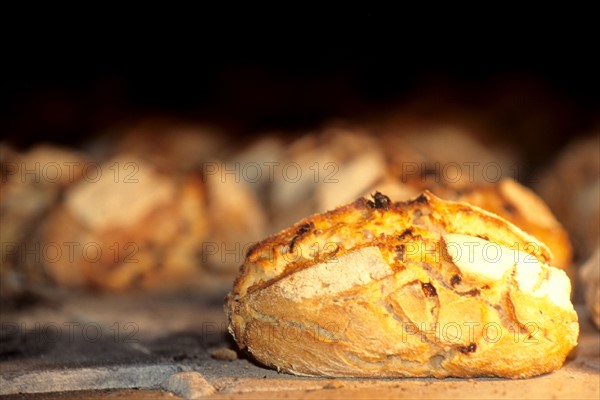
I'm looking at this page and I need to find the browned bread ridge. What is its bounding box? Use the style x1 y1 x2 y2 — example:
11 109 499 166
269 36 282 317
456 178 572 272
226 192 578 378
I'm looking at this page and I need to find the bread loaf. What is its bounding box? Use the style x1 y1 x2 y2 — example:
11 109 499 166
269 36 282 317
535 133 599 261
1 144 88 295
226 192 578 378
580 248 600 329
36 155 210 291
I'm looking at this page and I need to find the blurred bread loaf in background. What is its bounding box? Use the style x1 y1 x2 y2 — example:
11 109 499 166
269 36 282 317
1 143 89 295
580 248 600 329
535 133 600 261
33 155 210 291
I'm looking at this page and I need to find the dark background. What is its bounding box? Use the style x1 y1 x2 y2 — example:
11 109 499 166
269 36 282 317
3 11 599 167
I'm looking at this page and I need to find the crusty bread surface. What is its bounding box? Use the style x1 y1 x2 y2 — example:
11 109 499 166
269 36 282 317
226 192 578 378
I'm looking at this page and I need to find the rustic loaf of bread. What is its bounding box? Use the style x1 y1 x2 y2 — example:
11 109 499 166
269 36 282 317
580 247 600 329
36 155 211 291
1 144 89 296
226 192 578 378
535 133 599 261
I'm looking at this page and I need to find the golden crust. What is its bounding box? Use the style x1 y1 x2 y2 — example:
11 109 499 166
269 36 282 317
457 178 572 271
362 177 572 274
226 192 578 378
